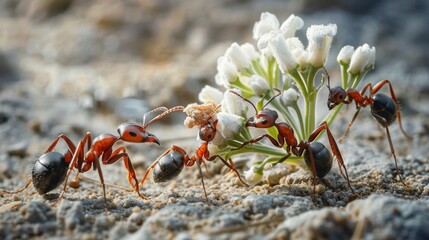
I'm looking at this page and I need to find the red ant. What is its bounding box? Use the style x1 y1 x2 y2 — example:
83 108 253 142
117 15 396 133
326 70 412 185
0 106 184 207
139 103 248 202
229 90 356 196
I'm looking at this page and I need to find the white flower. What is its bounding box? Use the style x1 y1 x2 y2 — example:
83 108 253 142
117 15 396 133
286 37 308 68
216 56 239 88
240 43 260 62
217 112 244 139
253 12 280 40
281 88 300 106
366 46 376 70
245 165 263 186
198 85 224 104
337 45 355 65
256 31 276 57
306 24 337 67
268 33 299 73
249 75 269 96
348 44 376 75
225 42 252 72
221 89 246 116
280 14 304 38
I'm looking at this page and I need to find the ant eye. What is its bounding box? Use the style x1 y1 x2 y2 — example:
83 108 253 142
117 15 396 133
129 131 137 137
261 119 268 125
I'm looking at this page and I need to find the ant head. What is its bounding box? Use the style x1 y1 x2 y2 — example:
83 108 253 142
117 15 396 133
247 109 278 128
324 67 347 109
327 86 347 110
117 123 160 145
199 119 218 142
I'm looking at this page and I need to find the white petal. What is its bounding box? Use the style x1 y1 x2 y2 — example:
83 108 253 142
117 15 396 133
198 85 224 104
281 88 300 106
280 14 304 38
306 24 337 67
337 45 355 65
225 42 252 71
240 43 260 61
221 88 246 116
217 112 245 139
268 34 298 73
253 12 280 40
348 43 372 75
249 75 269 96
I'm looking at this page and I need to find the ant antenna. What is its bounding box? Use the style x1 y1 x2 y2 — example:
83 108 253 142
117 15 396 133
323 67 332 92
228 90 258 115
143 107 168 128
143 106 185 128
262 88 281 109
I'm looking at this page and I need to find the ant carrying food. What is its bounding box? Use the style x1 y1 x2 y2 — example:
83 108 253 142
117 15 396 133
139 103 248 202
229 90 356 197
326 69 412 185
0 106 184 207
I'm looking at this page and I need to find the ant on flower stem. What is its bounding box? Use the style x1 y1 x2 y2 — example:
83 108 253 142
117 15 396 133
139 103 248 202
229 90 356 197
326 69 412 185
0 106 184 208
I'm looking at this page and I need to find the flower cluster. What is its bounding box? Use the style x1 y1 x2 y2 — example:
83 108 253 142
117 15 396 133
187 12 376 185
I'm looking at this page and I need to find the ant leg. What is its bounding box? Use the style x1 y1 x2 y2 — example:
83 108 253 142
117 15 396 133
201 160 213 178
272 152 291 166
52 141 86 207
380 121 407 186
46 134 77 153
0 179 32 194
196 160 209 203
103 146 146 200
93 158 108 209
207 155 249 187
373 80 412 139
233 134 281 151
310 122 356 195
340 107 361 143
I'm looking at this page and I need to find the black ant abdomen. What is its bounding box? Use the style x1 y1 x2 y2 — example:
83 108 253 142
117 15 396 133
32 152 69 195
153 151 185 183
304 142 333 178
371 93 397 126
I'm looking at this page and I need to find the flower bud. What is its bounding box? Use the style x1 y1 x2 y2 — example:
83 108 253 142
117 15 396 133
281 88 300 106
348 44 375 75
280 14 304 38
268 34 299 73
217 112 245 139
240 43 260 62
225 42 252 72
249 75 269 96
306 24 337 67
198 85 224 104
253 12 280 40
286 37 308 68
245 165 263 186
337 45 355 65
221 89 246 116
216 56 238 88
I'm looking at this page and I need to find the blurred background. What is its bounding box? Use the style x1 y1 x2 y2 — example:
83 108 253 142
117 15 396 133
0 0 428 177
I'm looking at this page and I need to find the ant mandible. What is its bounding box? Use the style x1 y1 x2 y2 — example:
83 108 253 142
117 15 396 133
1 106 184 207
326 69 412 185
229 90 356 196
139 103 248 202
